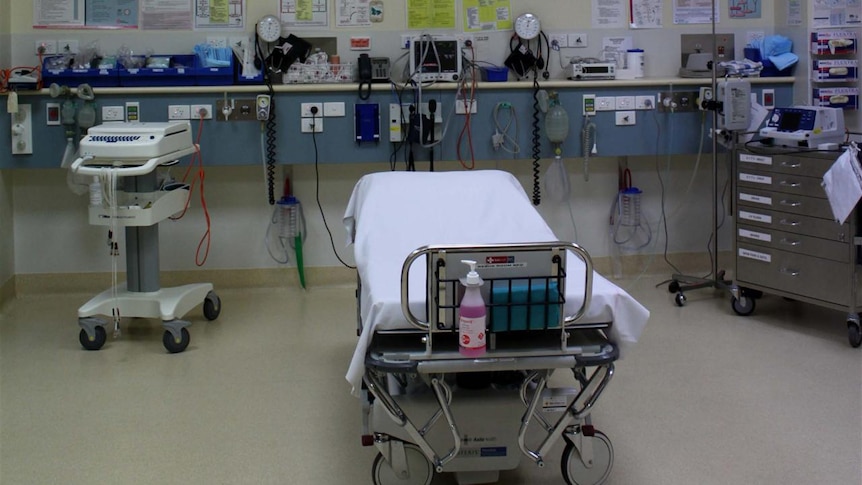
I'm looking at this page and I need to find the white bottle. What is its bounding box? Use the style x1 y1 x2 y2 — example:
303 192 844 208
458 260 486 357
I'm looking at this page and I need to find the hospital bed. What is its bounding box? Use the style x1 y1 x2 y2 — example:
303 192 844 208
344 170 649 485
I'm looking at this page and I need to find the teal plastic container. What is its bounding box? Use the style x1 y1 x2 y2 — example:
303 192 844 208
490 281 560 331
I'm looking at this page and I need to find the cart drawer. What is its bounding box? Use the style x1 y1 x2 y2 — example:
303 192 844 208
737 224 850 263
737 169 826 199
738 152 833 178
737 207 851 243
736 244 851 304
737 187 834 220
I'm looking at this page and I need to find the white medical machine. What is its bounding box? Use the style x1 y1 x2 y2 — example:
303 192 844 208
409 36 464 82
759 106 846 148
345 171 649 485
71 121 221 353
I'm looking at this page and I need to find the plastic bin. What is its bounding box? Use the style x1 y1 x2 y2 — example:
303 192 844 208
481 66 509 82
195 54 234 86
118 55 196 87
42 56 119 88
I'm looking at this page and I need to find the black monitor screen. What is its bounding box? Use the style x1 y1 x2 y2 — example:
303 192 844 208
778 111 802 131
414 40 459 73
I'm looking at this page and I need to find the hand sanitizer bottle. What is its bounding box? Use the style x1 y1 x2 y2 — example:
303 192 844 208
458 260 486 357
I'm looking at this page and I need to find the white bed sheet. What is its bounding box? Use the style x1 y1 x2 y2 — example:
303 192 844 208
344 170 649 393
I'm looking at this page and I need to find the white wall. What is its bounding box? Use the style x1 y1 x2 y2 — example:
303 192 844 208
1 0 13 288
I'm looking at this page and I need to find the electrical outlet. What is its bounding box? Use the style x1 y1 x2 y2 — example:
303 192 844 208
35 40 57 55
635 95 655 110
615 110 636 126
11 105 33 155
191 104 212 119
301 102 324 118
583 94 596 116
615 96 635 110
102 106 124 122
229 37 248 49
323 102 346 117
455 99 477 114
568 33 588 48
549 34 568 51
401 34 411 49
46 102 61 126
168 105 191 120
762 88 775 108
596 96 615 111
301 118 323 133
389 103 403 142
58 40 79 54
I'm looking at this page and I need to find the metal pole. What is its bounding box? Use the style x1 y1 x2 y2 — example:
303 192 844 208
711 0 719 280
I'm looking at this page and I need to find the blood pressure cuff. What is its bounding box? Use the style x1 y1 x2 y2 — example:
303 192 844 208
505 43 538 78
267 34 312 72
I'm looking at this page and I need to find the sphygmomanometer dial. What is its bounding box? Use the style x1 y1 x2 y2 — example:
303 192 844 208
257 15 282 43
514 13 541 40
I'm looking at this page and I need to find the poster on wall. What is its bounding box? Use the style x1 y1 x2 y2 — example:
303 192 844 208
281 0 330 28
85 0 139 28
728 0 761 19
140 0 193 29
812 0 862 28
195 0 245 29
462 0 512 33
593 0 626 28
788 0 803 26
630 0 663 29
337 0 372 27
673 0 720 24
34 0 86 27
406 0 456 30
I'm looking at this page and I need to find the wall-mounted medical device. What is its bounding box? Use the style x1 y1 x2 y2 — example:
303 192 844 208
679 33 735 78
716 79 751 131
409 36 463 82
570 62 616 80
80 121 193 159
759 106 846 148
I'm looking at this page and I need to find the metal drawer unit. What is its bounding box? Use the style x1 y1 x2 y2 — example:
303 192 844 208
734 149 862 348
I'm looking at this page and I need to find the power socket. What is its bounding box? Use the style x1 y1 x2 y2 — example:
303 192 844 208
455 99 477 114
596 96 615 111
301 118 323 133
698 87 714 111
11 105 33 155
615 110 636 126
191 104 213 120
102 105 125 122
168 105 191 120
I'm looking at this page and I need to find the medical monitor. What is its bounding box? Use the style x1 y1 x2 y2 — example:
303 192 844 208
409 36 463 82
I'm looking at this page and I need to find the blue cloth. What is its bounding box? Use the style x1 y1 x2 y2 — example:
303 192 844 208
762 35 793 56
767 52 798 71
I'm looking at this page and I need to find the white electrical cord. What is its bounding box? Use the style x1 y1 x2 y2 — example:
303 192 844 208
98 167 121 338
492 102 520 154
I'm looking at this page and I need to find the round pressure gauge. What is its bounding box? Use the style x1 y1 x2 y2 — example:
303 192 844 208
514 13 541 40
256 15 282 43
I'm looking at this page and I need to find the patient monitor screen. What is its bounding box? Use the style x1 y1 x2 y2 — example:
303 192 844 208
413 39 459 74
777 111 802 131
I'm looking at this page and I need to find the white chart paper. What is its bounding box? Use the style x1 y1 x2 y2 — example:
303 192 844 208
631 0 663 29
141 0 193 30
673 0 719 24
812 0 862 28
195 0 244 29
592 0 625 28
337 0 371 27
281 0 330 28
34 0 85 26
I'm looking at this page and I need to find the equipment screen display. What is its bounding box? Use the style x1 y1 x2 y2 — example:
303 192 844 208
413 40 459 73
777 111 802 131
583 66 609 73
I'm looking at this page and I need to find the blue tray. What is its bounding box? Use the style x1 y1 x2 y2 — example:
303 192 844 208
118 55 196 87
42 56 119 88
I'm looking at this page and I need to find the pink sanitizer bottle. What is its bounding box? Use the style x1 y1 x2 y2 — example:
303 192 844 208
458 260 486 357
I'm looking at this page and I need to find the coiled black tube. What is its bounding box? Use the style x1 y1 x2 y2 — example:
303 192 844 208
266 98 277 205
531 75 541 206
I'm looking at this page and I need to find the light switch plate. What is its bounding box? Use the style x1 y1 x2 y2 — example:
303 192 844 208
323 102 346 117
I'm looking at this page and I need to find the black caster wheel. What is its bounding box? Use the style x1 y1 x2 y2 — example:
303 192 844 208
561 430 614 485
731 295 756 316
163 328 190 353
203 291 221 321
79 326 107 351
371 443 433 485
848 321 862 348
668 281 680 294
674 293 686 307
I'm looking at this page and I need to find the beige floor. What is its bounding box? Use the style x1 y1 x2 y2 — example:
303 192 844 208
1 276 860 485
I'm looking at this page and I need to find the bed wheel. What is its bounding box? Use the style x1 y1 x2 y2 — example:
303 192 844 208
371 443 434 485
674 293 686 307
561 430 613 485
731 295 756 316
163 328 190 353
79 326 107 351
848 321 862 348
668 281 680 294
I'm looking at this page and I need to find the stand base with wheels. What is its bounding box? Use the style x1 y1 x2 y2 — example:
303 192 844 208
668 270 732 307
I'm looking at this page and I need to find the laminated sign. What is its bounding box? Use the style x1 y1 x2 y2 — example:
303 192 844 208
822 142 862 224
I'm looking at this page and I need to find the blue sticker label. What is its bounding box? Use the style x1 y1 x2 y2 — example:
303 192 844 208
480 447 507 457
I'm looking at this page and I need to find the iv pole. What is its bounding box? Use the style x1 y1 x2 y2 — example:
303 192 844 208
668 0 731 305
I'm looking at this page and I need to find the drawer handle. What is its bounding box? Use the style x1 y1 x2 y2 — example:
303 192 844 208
779 219 801 227
779 238 801 247
779 180 801 188
779 267 800 277
780 199 802 207
780 161 802 169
